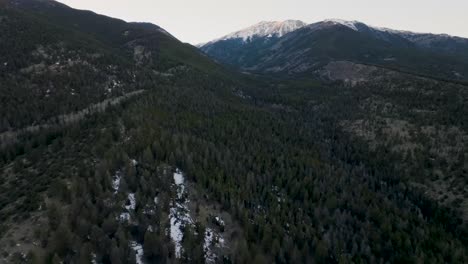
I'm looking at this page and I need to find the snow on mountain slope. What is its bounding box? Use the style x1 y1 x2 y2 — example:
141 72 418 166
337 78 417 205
324 19 361 31
204 20 307 45
201 18 468 51
322 19 468 48
199 18 468 80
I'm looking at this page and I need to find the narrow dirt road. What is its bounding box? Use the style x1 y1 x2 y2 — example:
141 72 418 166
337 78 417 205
0 90 145 147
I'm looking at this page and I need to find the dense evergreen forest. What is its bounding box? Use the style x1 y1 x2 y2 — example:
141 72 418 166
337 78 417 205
2 66 468 263
1 0 468 263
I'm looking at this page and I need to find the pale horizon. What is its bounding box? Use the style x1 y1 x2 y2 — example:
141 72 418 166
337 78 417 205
56 0 468 45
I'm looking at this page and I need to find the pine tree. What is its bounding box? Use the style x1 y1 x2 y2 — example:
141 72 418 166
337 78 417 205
110 239 123 264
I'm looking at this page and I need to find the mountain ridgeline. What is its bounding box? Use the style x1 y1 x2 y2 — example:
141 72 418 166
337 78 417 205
200 19 468 81
1 1 468 264
0 0 227 133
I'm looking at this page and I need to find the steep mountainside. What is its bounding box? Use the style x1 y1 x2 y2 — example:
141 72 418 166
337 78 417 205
327 19 468 59
198 20 306 69
200 20 307 44
200 20 468 81
0 0 224 134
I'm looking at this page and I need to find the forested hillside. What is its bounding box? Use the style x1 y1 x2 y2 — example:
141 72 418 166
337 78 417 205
0 0 223 133
1 0 468 263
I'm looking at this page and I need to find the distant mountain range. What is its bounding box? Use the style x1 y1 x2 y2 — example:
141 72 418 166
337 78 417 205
200 19 468 80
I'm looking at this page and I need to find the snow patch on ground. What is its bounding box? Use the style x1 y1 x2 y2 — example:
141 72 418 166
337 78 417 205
204 228 225 263
119 212 130 223
169 208 185 258
112 171 121 194
112 170 134 223
204 229 214 263
169 169 194 258
218 236 225 247
118 193 136 223
130 241 144 264
173 169 185 196
125 193 136 211
168 168 226 262
215 216 225 227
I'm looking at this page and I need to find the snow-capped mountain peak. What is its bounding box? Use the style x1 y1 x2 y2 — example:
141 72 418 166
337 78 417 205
212 20 307 43
200 18 468 60
323 19 362 31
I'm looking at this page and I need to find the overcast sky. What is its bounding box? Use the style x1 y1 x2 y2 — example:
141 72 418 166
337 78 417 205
57 0 468 44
